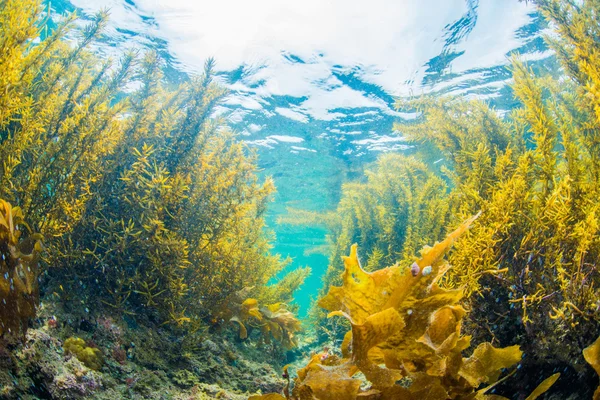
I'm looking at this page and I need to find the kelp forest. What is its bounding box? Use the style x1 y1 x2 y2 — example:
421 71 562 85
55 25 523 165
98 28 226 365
1 0 600 399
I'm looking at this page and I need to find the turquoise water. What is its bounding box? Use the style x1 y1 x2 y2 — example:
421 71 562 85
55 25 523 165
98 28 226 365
46 0 551 316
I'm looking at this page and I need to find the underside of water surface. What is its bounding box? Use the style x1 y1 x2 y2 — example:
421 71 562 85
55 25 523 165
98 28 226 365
1 0 600 399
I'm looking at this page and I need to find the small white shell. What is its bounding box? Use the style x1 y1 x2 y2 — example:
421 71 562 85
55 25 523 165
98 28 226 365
410 262 420 277
422 265 433 276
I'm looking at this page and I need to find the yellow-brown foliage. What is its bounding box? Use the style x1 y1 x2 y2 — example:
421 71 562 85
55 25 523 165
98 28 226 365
0 2 121 240
0 199 43 339
249 395 286 400
281 155 452 341
259 265 312 307
228 297 301 349
257 217 557 399
396 81 599 359
584 336 600 400
284 155 451 276
63 337 104 370
389 0 600 365
259 303 302 349
0 0 306 331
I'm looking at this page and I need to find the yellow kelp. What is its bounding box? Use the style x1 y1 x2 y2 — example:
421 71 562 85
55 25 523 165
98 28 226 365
256 216 557 399
306 214 518 398
280 155 452 342
584 336 600 400
391 0 600 367
0 199 43 340
0 0 307 329
229 297 301 349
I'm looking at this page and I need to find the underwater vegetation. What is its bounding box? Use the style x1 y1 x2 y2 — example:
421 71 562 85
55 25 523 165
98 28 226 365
275 0 600 396
254 218 559 399
0 0 307 345
4 0 600 397
280 155 452 342
393 0 600 369
230 300 301 349
213 289 302 349
0 199 43 339
584 336 600 400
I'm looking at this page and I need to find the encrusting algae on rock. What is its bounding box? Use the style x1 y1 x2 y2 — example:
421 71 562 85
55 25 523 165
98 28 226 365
63 337 104 371
254 214 558 399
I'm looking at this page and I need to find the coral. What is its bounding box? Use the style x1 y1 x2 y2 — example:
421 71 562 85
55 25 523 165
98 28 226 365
0 199 43 340
64 337 104 371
